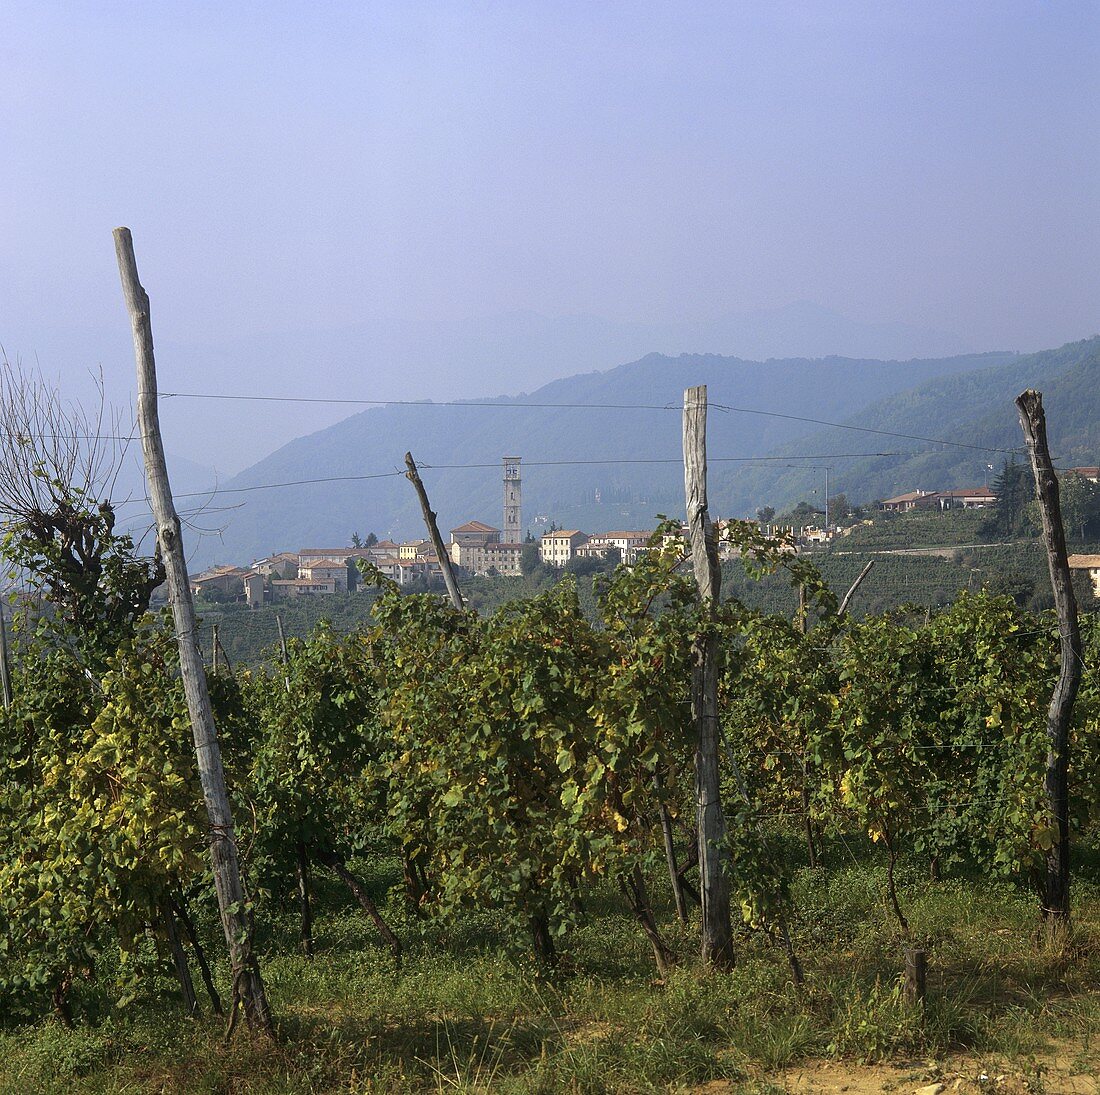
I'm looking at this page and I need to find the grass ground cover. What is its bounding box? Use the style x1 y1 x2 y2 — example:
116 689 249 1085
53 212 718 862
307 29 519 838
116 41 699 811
2 840 1096 1094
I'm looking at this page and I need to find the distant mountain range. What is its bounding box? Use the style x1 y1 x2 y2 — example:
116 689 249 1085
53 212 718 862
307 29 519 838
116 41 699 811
12 301 972 476
168 336 1100 569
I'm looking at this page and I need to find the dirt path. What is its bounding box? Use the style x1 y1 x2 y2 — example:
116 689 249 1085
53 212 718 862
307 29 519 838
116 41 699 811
696 1047 1098 1094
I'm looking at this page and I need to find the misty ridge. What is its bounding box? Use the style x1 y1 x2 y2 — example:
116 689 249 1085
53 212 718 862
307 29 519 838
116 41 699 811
164 335 1100 570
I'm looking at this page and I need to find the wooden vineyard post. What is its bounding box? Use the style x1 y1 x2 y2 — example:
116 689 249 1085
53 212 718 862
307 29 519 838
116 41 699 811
113 227 274 1037
903 947 927 1006
838 559 875 617
215 630 232 675
275 614 291 692
1016 388 1082 925
0 599 12 711
683 384 735 969
404 451 465 611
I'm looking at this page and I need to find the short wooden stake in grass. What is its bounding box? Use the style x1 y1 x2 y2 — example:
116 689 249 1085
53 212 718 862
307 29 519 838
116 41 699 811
904 947 927 1005
683 384 735 970
114 226 274 1038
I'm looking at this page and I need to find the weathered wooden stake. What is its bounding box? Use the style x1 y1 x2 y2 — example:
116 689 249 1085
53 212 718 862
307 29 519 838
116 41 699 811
404 452 465 611
211 623 220 673
1016 388 1082 924
903 947 927 1005
216 631 233 675
0 599 12 710
114 227 273 1037
683 384 735 970
838 559 875 617
275 614 291 692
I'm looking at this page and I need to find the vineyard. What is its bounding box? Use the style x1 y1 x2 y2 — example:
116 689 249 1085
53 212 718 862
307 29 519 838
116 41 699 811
1 249 1098 1089
191 540 1086 670
2 504 1099 1090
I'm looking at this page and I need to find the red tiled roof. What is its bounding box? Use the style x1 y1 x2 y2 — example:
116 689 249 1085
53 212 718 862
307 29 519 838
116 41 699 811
192 566 251 582
451 520 500 533
881 491 930 505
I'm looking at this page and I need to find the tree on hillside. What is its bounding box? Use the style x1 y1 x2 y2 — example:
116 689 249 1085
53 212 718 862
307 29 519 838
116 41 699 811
779 501 823 527
566 547 621 578
520 542 543 577
828 493 851 522
982 460 1035 541
1056 475 1100 542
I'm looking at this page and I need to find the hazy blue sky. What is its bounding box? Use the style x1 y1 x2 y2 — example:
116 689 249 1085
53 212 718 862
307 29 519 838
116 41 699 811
2 2 1098 470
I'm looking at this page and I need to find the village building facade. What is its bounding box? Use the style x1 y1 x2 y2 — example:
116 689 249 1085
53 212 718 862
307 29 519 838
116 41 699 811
1069 554 1100 596
298 559 351 593
189 565 254 599
540 530 588 568
574 531 651 565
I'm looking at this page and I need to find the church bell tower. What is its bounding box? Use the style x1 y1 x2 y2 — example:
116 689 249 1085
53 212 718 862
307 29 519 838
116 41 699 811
503 456 521 543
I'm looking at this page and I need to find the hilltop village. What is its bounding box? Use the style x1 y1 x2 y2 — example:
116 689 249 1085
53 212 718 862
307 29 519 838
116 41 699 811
181 455 1073 607
188 455 781 605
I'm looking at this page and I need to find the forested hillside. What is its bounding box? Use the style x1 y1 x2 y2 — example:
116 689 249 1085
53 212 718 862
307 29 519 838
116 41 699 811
739 337 1100 511
180 350 1009 566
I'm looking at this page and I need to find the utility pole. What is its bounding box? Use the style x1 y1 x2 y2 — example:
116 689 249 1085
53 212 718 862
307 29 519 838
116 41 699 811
114 227 274 1036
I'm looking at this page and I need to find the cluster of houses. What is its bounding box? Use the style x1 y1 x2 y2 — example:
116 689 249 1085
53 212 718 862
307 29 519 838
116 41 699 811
878 487 997 512
188 539 447 605
880 470 1100 515
188 522 682 605
187 465 1100 606
188 514 824 607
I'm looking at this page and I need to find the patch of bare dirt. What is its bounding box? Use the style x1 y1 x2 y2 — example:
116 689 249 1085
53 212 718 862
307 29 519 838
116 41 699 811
697 1046 1098 1095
